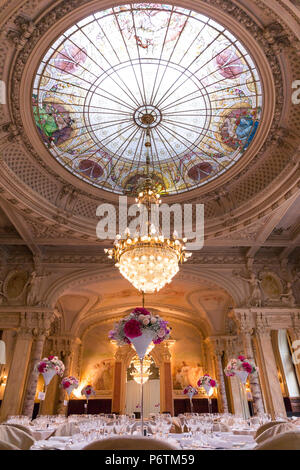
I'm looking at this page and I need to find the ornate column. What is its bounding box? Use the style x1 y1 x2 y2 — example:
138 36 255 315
288 313 300 387
0 327 33 422
22 333 46 416
207 337 228 413
112 346 129 414
55 336 76 414
235 313 265 415
242 330 265 414
22 312 54 417
223 336 239 414
255 324 286 419
157 342 173 415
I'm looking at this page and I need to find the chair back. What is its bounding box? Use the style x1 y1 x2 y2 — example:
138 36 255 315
255 431 300 450
4 423 35 438
255 422 296 444
0 425 35 450
0 439 20 450
255 420 287 439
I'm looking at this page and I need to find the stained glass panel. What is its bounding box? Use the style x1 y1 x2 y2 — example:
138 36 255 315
33 3 263 194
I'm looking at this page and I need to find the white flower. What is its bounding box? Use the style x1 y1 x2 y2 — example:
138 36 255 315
143 317 150 325
150 317 156 324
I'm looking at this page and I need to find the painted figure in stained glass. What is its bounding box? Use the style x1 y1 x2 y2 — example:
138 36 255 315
215 48 244 79
32 95 75 146
117 7 186 51
54 42 87 74
220 106 260 151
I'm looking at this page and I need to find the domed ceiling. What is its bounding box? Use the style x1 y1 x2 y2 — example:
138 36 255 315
32 3 262 195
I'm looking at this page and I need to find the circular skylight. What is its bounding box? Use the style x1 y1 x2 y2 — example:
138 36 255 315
33 3 262 195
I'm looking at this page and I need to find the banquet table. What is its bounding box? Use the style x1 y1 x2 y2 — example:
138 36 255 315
30 432 256 450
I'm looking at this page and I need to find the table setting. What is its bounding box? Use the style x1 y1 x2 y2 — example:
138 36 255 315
25 412 263 450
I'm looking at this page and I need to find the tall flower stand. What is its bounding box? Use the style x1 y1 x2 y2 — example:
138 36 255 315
84 399 88 414
37 369 57 417
131 330 154 436
235 371 250 420
64 398 69 417
203 385 213 414
189 394 194 413
37 385 47 417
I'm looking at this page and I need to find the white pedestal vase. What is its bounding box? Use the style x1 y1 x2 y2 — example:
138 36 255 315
202 385 213 413
188 393 194 413
130 330 155 360
37 369 57 417
42 369 57 386
130 330 155 435
84 398 89 414
235 371 249 384
235 371 250 420
63 386 76 416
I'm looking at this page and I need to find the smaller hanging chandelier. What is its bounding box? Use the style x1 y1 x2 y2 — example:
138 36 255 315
131 354 152 385
105 128 192 293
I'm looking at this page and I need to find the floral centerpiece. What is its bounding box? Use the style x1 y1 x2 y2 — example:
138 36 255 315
197 374 217 395
36 355 65 386
109 307 170 435
108 307 171 359
61 376 79 397
183 385 198 413
183 385 198 398
81 384 96 400
224 355 257 384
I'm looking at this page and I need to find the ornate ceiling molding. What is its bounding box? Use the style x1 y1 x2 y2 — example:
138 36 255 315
0 0 299 241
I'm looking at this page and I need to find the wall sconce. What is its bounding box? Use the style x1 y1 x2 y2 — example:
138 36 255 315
0 375 7 387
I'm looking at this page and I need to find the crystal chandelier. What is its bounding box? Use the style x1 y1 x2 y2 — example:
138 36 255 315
105 128 192 293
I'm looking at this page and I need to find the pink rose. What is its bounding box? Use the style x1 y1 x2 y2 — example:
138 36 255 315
242 362 252 374
204 374 209 377
133 307 150 316
124 319 142 339
150 317 156 324
38 363 47 373
48 356 54 360
197 379 201 387
238 355 246 361
143 317 150 325
210 379 216 387
64 381 71 388
86 389 91 395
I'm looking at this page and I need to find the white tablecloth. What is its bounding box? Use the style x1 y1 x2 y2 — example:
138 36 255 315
30 432 256 450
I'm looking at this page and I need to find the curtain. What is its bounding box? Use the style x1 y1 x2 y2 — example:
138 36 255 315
125 379 160 416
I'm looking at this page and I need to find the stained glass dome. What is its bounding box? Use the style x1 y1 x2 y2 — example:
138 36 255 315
33 3 263 195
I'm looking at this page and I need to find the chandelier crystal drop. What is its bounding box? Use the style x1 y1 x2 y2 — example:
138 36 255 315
105 129 192 293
